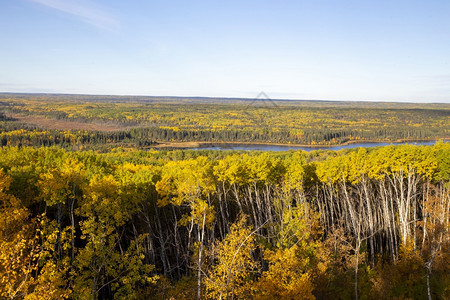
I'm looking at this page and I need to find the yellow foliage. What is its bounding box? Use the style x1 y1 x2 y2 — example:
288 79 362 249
255 246 315 300
204 215 258 299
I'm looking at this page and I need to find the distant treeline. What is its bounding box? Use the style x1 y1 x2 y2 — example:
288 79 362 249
0 119 445 151
0 95 448 146
0 126 156 150
129 125 444 144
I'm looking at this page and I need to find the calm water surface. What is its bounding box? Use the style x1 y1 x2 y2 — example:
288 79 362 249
191 140 447 152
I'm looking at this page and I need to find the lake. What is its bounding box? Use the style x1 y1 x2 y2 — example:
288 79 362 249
190 140 447 152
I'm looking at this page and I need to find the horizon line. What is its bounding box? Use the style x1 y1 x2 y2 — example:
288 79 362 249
0 91 449 105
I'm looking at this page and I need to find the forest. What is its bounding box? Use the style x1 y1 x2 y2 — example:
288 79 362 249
0 143 449 299
0 93 448 149
3 0 450 298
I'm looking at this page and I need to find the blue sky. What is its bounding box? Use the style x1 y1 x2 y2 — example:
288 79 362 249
1 0 449 102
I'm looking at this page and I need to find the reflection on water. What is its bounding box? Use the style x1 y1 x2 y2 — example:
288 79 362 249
191 140 447 152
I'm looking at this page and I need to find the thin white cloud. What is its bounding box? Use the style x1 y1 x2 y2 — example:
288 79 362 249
29 0 119 30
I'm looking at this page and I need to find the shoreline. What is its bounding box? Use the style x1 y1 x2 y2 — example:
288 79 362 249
151 138 449 149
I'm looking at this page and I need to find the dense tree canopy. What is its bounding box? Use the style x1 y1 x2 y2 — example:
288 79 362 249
0 143 448 299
